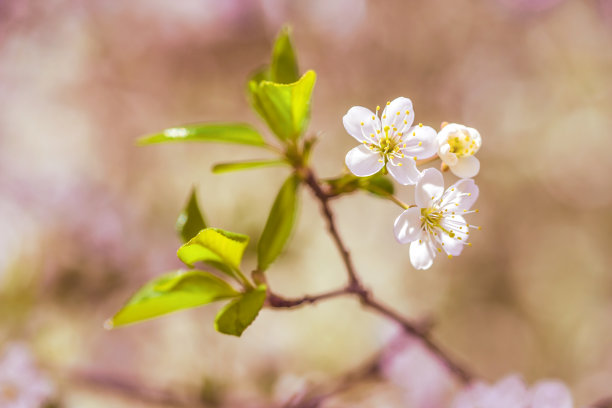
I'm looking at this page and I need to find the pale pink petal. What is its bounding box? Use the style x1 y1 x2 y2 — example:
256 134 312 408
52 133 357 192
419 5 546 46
529 381 573 408
386 157 420 185
394 207 422 244
381 97 414 131
450 156 480 178
440 178 479 211
415 168 445 208
345 145 383 176
409 231 436 270
467 127 482 153
439 215 468 256
436 123 463 145
402 125 438 159
343 106 380 143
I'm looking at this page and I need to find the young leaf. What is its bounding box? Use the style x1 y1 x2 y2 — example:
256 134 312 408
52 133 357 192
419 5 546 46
324 173 394 198
215 285 267 336
249 70 316 142
212 159 287 174
177 228 249 277
107 270 240 328
257 175 299 271
138 123 266 147
270 26 299 84
360 174 394 197
176 188 207 242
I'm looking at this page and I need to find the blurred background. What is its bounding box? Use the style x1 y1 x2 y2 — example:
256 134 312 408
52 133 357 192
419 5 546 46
1 0 612 406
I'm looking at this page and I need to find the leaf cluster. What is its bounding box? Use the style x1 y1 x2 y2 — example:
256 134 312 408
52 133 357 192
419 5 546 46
109 26 394 337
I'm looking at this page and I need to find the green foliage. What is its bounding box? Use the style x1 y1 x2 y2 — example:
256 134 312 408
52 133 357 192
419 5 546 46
176 188 207 242
270 26 300 84
215 285 267 336
138 123 267 147
257 175 300 271
360 174 395 197
107 270 240 328
324 173 395 197
177 228 249 280
212 159 287 174
248 71 317 142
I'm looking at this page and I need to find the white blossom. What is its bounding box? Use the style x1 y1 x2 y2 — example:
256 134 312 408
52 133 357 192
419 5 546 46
437 123 482 178
343 97 437 185
451 374 573 408
394 168 479 270
0 343 54 408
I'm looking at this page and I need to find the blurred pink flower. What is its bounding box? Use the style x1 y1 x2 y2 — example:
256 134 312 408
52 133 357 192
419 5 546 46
496 0 565 13
0 343 54 407
451 374 573 408
381 334 455 408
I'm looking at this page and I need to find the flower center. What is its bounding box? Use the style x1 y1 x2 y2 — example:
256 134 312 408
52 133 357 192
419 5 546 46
421 207 455 237
371 125 405 165
447 130 477 158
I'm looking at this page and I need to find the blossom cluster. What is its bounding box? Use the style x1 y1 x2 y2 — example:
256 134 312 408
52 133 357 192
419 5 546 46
0 343 54 408
343 97 482 270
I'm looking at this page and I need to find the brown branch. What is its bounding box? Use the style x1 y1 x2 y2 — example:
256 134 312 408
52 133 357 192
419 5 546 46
302 168 363 290
289 352 382 408
288 165 474 385
267 287 350 308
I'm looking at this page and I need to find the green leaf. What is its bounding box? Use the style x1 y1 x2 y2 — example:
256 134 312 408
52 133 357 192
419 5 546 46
177 228 250 277
107 270 240 328
176 188 207 242
270 26 299 84
138 123 266 147
249 70 316 141
360 174 394 197
215 285 267 336
257 175 299 271
324 173 394 198
212 159 287 174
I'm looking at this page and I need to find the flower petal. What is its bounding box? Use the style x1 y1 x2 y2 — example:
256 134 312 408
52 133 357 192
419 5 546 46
394 207 422 244
440 178 479 211
345 145 383 177
402 125 438 159
438 143 459 166
440 215 468 256
409 231 436 270
449 155 480 178
415 168 445 208
436 123 462 145
529 381 573 408
467 126 482 153
386 158 421 185
343 106 380 143
381 97 414 131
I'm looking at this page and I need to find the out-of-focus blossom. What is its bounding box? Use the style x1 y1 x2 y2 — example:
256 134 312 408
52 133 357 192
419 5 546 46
381 334 455 408
343 97 437 185
394 168 479 270
496 0 565 13
451 374 573 408
260 0 367 39
272 373 310 406
436 123 481 178
0 343 54 407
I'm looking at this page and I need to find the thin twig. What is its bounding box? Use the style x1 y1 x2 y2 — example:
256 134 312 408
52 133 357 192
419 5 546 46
302 168 363 290
292 165 474 385
267 287 349 308
289 353 382 408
